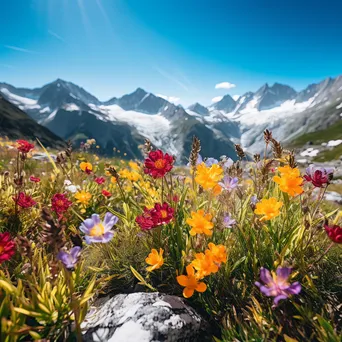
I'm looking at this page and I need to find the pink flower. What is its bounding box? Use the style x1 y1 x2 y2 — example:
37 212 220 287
95 177 106 185
29 176 41 183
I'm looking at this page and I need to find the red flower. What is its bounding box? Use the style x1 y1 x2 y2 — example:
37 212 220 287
0 232 15 264
136 209 156 231
29 176 41 183
136 202 174 230
324 224 342 244
152 202 174 225
144 150 174 178
85 167 92 175
13 192 36 208
102 189 112 197
304 165 334 188
16 140 34 153
167 194 179 203
51 193 72 214
95 177 106 185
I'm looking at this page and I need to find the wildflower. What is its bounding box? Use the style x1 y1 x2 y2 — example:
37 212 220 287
254 198 283 221
144 149 174 178
223 214 236 228
16 140 34 153
207 243 227 265
250 194 258 205
51 193 72 214
111 176 117 184
176 265 207 298
218 175 239 192
74 190 92 205
80 162 93 174
136 209 156 230
213 184 222 196
79 212 118 244
119 169 142 182
191 252 218 278
102 189 112 198
152 202 174 225
186 210 214 236
13 192 36 208
145 248 164 272
205 157 219 167
0 232 16 264
57 246 81 271
136 202 174 230
223 158 234 169
29 176 40 183
195 163 223 190
324 224 342 244
129 161 140 171
95 177 106 185
255 267 301 307
304 164 334 188
273 166 303 196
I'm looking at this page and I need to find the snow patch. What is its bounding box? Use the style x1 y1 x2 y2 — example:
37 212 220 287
327 139 342 147
300 148 320 157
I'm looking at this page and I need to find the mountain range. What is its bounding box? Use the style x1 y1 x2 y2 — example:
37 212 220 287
1 76 342 162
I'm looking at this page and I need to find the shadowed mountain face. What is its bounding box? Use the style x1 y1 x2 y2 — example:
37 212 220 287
0 93 65 148
1 75 342 161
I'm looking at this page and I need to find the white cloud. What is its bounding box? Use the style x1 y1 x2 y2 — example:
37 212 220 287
156 94 180 103
4 45 37 54
215 82 236 90
211 96 223 103
232 95 240 101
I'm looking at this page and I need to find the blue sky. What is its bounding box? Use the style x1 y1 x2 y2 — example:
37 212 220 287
1 0 342 106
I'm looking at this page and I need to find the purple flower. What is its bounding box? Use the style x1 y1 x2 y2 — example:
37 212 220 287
187 154 203 167
223 158 234 169
79 213 118 244
57 246 81 270
219 175 239 191
304 164 334 188
223 214 236 228
205 158 219 167
255 267 301 307
250 194 258 205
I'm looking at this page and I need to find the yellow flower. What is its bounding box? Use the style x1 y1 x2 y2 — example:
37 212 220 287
207 243 227 265
129 161 140 171
74 190 92 205
110 176 117 184
195 163 223 190
145 248 164 272
80 162 92 172
273 166 304 196
191 252 218 279
212 184 222 196
254 197 283 221
186 210 214 236
119 169 142 182
176 265 207 298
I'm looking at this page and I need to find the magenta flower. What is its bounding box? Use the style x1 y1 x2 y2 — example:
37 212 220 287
219 175 239 191
304 164 334 188
255 267 301 307
79 213 118 244
57 246 81 271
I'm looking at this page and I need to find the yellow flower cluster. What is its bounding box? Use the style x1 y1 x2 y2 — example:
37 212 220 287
118 168 142 182
254 197 283 221
186 210 214 236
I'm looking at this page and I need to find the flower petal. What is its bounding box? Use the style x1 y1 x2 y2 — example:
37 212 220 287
183 287 194 298
196 282 207 293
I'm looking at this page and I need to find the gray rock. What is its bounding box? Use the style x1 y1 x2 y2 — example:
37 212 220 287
81 292 210 342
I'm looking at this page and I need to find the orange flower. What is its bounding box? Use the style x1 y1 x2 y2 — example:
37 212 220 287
273 166 304 197
207 242 227 265
186 210 214 236
212 184 222 196
191 252 218 279
80 162 93 172
145 248 164 272
74 190 92 205
195 163 223 190
176 265 207 298
254 197 283 221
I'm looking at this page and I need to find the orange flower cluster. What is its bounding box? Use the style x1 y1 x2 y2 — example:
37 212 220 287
273 165 304 197
195 163 223 191
186 210 214 236
254 197 283 221
177 243 227 298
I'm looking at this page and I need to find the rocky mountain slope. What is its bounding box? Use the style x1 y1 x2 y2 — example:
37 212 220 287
0 93 65 148
1 75 342 162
